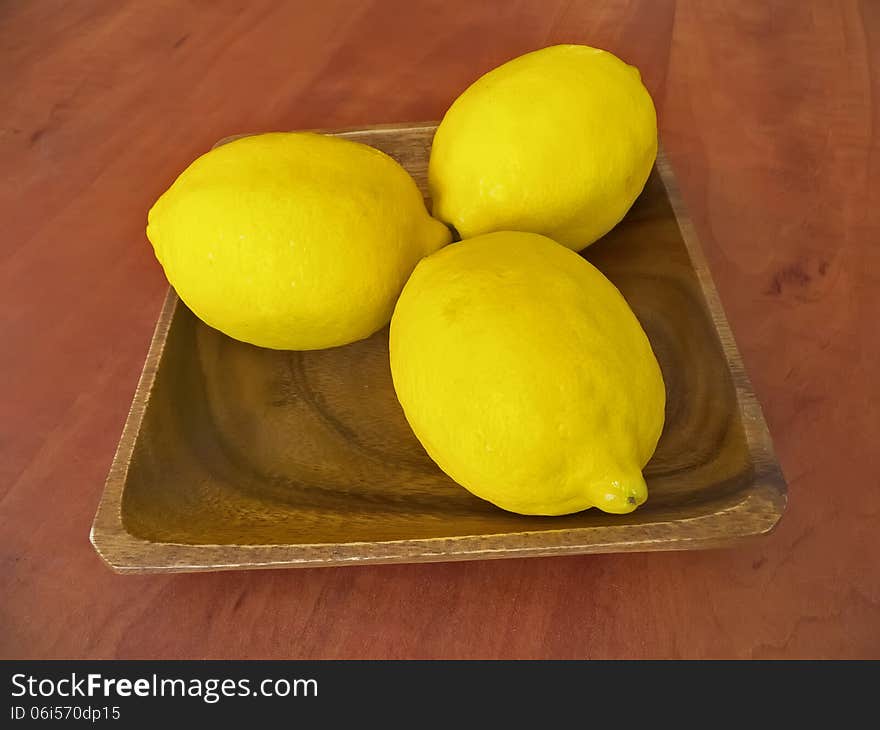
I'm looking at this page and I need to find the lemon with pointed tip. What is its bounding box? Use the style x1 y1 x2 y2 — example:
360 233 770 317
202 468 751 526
147 132 451 350
429 44 657 251
389 231 665 516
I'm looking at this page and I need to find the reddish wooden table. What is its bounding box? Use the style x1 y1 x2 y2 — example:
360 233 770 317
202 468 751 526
2 0 878 659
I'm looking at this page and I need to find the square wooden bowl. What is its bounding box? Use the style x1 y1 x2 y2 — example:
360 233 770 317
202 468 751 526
90 122 786 573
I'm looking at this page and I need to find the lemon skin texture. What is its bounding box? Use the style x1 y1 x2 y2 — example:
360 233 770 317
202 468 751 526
389 231 665 516
429 45 657 252
147 132 452 350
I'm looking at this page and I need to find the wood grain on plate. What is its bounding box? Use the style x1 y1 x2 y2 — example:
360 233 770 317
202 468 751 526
2 0 879 657
90 123 785 572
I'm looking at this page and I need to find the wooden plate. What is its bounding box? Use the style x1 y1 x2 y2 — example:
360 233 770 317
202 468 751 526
90 122 786 573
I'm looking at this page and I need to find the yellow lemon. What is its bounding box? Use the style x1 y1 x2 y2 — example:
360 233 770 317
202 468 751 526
389 231 665 515
428 45 657 251
147 132 451 350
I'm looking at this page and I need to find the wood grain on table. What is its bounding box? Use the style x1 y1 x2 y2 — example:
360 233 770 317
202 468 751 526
1 0 878 659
